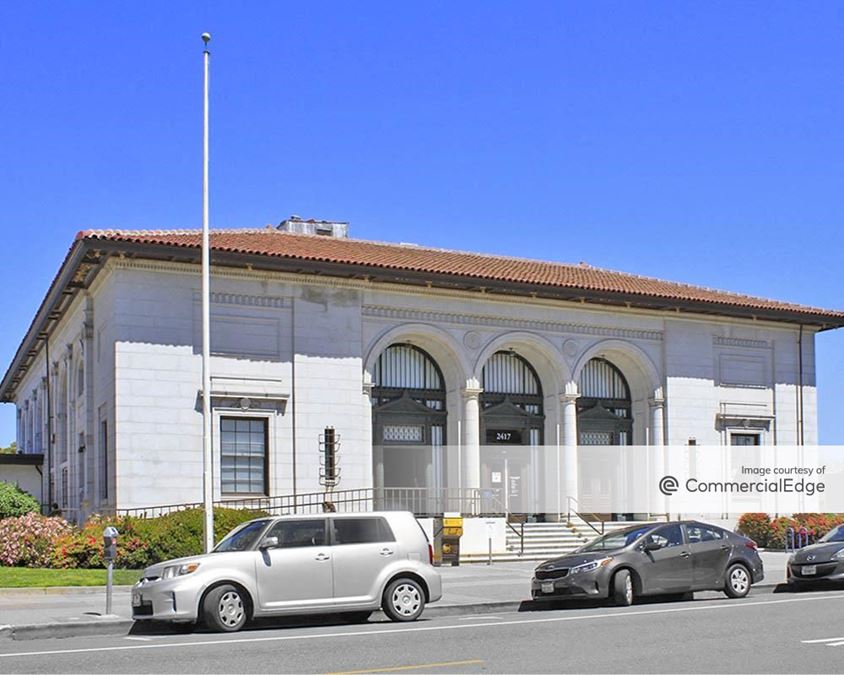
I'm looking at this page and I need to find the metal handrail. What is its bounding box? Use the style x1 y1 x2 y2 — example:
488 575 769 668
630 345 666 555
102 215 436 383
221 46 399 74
482 488 525 555
566 496 605 536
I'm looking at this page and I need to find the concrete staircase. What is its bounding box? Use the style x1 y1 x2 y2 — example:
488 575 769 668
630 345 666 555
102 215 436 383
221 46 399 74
460 517 654 563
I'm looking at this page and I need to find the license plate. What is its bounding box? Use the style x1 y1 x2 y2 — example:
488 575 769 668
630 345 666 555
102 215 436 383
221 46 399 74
802 565 817 576
132 592 142 607
541 582 555 594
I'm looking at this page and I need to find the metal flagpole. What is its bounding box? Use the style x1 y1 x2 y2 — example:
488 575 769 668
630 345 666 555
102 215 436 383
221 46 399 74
201 32 214 553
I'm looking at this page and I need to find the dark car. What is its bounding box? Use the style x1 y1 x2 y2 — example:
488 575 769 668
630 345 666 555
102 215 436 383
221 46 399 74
787 524 844 586
531 521 764 606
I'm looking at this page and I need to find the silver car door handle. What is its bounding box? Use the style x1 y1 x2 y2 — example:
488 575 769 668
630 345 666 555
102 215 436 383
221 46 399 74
314 553 330 561
720 545 730 551
680 551 691 558
380 548 394 556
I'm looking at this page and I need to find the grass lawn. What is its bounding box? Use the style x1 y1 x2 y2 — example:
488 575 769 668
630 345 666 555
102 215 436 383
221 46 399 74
0 567 142 588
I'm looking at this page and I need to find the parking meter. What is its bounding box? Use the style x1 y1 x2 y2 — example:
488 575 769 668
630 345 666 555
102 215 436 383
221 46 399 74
103 526 119 615
103 526 118 561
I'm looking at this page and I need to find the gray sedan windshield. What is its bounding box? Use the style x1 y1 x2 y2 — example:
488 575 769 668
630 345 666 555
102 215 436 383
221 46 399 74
580 525 654 551
213 519 271 552
819 525 844 543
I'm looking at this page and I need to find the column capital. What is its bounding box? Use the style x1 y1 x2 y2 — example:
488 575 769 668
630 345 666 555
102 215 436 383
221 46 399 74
649 397 665 409
362 382 373 396
462 386 483 399
560 380 580 404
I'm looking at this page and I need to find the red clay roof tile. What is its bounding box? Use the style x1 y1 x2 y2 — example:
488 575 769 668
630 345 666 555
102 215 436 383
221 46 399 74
77 228 844 322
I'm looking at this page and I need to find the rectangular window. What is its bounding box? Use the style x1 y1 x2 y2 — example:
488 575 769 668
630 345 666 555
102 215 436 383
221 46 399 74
99 420 108 501
331 517 395 545
60 467 68 508
221 417 268 495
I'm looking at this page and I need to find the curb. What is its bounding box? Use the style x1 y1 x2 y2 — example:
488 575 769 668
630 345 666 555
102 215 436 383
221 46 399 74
0 586 133 597
0 582 793 642
0 618 134 641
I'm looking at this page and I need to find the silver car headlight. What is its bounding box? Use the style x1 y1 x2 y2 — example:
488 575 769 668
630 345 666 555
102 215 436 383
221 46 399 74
833 548 844 560
162 562 201 579
570 557 613 575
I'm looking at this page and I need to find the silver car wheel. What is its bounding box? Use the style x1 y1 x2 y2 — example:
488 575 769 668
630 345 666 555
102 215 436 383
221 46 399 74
391 583 422 617
730 567 749 594
624 574 633 604
218 590 244 628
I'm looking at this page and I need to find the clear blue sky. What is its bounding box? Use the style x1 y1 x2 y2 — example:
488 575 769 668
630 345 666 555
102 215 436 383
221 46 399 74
1 2 842 445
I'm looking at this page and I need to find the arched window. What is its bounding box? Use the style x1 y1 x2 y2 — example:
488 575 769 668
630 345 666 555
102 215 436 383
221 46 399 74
372 344 447 493
577 358 632 445
480 351 544 445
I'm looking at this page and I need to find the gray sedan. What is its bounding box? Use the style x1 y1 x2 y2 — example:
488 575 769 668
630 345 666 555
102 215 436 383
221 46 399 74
532 521 764 606
788 524 844 585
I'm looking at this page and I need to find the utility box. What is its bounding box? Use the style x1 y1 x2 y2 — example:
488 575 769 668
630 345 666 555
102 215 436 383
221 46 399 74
441 515 463 566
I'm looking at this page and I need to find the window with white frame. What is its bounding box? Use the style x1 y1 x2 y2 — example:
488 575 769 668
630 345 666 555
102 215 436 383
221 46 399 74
220 417 268 495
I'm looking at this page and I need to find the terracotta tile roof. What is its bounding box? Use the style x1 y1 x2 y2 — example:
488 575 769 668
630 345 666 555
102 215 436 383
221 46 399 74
78 228 844 323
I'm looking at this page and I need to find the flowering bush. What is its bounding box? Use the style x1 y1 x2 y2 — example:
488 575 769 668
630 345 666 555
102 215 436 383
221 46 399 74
0 482 41 519
790 513 844 540
50 515 151 569
736 512 844 549
2 507 269 569
736 513 772 547
0 512 73 566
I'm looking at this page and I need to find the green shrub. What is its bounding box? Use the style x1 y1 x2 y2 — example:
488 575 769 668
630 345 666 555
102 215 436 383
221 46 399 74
129 507 268 563
735 513 772 547
48 508 269 569
0 482 41 520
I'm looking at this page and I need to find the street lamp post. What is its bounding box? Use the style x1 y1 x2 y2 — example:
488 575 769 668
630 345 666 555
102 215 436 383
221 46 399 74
201 32 214 553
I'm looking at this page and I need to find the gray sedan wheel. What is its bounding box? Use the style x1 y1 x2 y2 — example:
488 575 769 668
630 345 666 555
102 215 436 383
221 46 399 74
612 569 634 607
724 563 751 599
382 578 425 622
202 584 248 632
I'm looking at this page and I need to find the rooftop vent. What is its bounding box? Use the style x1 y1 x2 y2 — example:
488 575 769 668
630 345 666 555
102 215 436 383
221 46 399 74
277 216 349 238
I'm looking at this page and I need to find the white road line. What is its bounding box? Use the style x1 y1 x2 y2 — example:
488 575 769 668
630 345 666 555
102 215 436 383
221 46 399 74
2 593 843 660
827 642 844 647
801 637 844 643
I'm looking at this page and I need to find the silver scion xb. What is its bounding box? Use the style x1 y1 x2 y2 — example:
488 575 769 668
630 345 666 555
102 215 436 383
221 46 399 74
131 511 442 632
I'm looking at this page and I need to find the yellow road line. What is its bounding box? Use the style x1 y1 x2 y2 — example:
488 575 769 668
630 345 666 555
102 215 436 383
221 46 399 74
327 658 484 674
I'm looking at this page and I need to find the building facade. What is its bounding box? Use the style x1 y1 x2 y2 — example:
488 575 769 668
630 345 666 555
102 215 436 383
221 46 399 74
2 220 842 523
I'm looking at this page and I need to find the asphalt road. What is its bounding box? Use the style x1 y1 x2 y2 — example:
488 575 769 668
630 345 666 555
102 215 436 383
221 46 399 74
2 589 843 674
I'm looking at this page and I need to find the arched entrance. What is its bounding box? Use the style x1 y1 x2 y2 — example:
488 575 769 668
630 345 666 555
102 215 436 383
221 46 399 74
480 351 544 515
577 357 633 517
372 345 447 508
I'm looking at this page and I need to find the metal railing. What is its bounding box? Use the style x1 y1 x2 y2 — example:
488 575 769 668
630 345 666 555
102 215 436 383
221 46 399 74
565 496 606 536
114 487 491 520
112 486 527 555
786 526 814 552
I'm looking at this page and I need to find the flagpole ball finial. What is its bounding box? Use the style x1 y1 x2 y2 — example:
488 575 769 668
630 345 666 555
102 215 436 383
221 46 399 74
201 32 211 45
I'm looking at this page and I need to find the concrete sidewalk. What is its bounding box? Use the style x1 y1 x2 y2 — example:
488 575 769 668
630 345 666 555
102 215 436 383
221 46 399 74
0 552 791 640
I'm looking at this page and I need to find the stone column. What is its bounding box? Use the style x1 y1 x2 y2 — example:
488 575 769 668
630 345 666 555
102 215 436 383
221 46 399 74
561 381 580 514
649 389 666 516
363 381 383 507
461 386 483 496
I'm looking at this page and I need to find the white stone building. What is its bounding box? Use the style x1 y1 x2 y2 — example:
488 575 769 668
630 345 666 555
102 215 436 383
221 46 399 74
2 218 843 528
